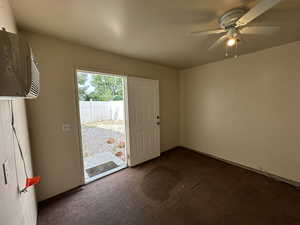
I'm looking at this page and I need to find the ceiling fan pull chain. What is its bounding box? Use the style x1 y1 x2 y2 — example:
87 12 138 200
234 40 239 58
225 45 229 57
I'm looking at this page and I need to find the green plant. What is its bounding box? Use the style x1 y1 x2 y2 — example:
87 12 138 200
77 72 124 101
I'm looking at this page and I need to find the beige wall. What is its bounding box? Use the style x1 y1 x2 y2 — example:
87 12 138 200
180 41 300 184
0 0 37 225
22 31 180 201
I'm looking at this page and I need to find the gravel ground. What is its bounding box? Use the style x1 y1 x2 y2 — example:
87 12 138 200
81 121 126 162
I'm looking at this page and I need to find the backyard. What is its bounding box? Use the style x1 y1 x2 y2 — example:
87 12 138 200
81 119 127 181
81 120 126 161
77 71 127 182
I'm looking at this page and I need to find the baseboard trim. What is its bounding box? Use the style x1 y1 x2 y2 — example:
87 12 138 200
39 146 179 204
38 185 84 206
161 145 179 153
39 146 299 206
180 146 300 189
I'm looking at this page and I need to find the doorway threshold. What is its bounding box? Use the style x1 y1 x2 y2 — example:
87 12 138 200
84 152 127 184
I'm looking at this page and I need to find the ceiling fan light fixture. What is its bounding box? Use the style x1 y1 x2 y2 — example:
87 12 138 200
227 38 236 47
191 0 283 52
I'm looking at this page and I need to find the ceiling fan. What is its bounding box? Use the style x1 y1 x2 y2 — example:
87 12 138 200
191 0 282 51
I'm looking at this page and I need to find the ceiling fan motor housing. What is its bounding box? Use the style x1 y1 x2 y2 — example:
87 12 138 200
219 8 247 29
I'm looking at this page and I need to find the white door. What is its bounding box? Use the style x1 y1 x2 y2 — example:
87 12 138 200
127 77 160 166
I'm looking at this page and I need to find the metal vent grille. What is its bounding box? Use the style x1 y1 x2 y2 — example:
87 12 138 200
27 58 39 98
28 80 39 97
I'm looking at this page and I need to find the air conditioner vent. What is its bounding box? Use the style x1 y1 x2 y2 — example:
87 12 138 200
0 29 40 99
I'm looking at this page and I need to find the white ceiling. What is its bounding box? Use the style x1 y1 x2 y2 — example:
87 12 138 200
9 0 300 69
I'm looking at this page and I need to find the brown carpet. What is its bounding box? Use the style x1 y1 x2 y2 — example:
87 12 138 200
38 148 300 225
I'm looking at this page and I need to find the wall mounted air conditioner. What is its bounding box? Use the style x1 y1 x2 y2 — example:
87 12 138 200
0 29 39 99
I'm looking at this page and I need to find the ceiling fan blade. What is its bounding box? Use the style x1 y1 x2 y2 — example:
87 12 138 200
236 0 282 27
208 35 228 51
191 29 225 36
240 26 280 34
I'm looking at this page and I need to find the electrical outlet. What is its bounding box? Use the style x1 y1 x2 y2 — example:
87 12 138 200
2 161 8 185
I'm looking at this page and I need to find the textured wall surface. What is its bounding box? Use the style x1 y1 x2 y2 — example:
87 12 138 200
23 31 180 201
180 41 300 184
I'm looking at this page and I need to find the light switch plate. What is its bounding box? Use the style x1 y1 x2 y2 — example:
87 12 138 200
62 123 72 132
2 161 8 185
